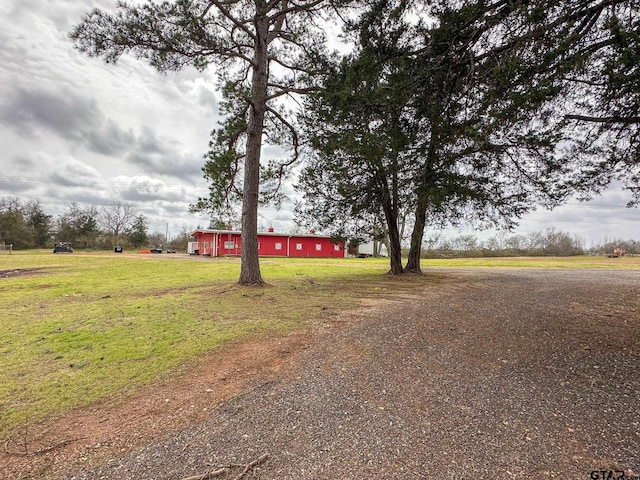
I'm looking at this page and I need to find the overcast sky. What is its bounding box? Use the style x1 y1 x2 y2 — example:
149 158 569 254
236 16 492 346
0 0 637 246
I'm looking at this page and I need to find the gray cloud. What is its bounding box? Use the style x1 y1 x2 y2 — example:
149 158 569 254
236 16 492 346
136 127 167 155
116 178 185 203
49 162 102 188
127 151 203 183
127 129 204 182
3 0 116 32
0 86 137 156
0 88 96 138
0 177 34 196
86 120 138 156
2 86 203 185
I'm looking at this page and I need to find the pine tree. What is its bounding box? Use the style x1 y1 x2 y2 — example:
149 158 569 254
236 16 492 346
71 0 348 284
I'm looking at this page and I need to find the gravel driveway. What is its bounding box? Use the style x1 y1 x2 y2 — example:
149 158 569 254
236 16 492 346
43 268 640 479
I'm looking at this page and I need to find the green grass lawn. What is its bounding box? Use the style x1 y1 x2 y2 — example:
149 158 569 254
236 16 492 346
0 252 391 437
0 251 637 438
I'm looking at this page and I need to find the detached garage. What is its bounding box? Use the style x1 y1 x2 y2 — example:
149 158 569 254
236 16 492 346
190 228 345 258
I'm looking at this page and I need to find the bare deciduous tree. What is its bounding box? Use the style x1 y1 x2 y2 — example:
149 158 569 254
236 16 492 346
100 202 137 241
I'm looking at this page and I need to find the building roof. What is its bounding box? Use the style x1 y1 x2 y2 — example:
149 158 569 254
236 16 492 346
191 229 334 239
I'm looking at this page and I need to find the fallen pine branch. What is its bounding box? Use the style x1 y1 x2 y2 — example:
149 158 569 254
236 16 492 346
179 467 226 480
3 437 86 456
234 452 269 480
179 453 269 480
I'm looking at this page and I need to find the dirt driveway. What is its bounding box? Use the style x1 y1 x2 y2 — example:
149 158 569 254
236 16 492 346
4 268 640 479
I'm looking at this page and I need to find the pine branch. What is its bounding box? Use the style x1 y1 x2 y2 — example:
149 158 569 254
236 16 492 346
565 114 640 124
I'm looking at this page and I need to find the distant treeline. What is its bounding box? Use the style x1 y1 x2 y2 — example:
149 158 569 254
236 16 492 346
415 228 638 258
3 196 635 257
0 196 190 251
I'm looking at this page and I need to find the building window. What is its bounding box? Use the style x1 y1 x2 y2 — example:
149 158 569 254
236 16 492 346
224 241 234 249
316 243 322 251
275 242 282 250
257 241 260 250
334 244 340 251
296 243 303 250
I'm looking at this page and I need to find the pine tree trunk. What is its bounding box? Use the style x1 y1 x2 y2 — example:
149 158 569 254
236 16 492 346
404 194 427 273
238 18 269 286
381 197 404 275
387 223 404 274
406 133 439 274
386 151 404 275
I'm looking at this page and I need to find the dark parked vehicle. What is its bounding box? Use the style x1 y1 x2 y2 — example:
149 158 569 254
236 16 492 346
53 242 73 253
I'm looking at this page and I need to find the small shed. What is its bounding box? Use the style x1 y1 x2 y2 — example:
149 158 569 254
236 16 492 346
190 228 345 258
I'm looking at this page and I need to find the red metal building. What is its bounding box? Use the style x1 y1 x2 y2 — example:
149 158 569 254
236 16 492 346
190 228 345 258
